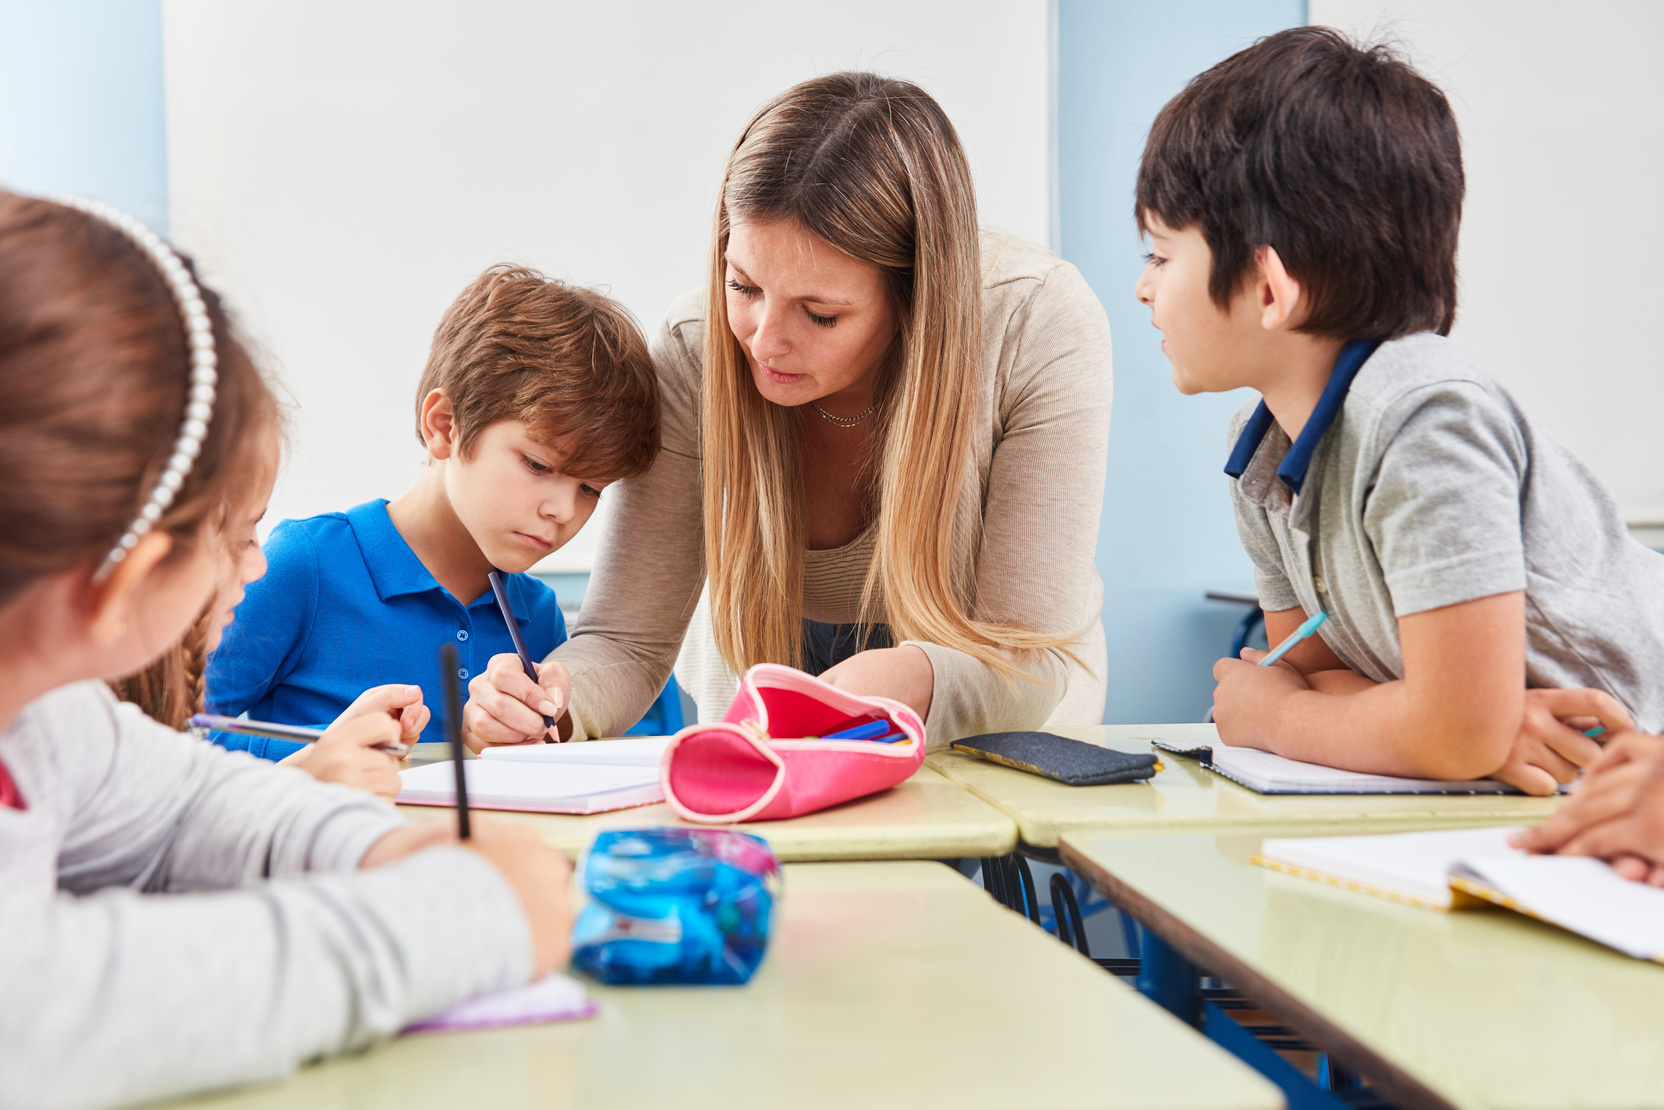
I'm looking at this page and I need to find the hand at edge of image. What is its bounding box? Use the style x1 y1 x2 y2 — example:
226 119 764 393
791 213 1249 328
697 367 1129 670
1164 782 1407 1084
1511 729 1664 885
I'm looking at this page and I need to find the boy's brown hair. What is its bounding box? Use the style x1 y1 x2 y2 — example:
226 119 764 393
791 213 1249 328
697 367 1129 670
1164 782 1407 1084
416 266 660 480
1136 26 1464 340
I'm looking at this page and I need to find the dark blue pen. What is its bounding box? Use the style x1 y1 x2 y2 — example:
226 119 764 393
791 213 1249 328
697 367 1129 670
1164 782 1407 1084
487 568 557 738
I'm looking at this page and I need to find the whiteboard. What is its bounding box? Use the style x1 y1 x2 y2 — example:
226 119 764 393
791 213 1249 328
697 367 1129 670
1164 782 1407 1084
1310 0 1664 513
162 0 1051 571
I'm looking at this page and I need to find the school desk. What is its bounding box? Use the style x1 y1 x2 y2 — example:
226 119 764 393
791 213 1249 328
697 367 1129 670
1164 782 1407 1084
926 724 1558 852
1059 831 1664 1110
166 861 1283 1110
398 764 1018 862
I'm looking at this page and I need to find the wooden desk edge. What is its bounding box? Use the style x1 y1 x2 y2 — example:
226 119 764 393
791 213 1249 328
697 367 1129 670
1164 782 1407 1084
1058 834 1456 1110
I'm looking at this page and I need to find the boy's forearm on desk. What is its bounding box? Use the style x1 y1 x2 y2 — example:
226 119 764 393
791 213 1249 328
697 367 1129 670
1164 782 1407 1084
1258 678 1517 779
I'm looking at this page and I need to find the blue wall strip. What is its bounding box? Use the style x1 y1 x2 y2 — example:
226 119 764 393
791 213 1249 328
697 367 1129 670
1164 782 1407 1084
1056 0 1305 723
0 0 169 232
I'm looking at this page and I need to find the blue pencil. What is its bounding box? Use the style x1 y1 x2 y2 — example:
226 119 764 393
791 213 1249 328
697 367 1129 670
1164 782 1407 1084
1259 611 1328 668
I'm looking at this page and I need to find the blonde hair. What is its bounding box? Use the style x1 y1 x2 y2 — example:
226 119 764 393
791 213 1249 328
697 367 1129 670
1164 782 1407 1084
702 72 1079 680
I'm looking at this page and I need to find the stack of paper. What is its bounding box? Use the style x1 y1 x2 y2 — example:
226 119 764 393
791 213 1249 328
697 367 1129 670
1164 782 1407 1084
397 751 664 814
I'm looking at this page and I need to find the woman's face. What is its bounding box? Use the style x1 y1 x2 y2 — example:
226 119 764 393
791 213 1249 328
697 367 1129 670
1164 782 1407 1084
724 215 897 412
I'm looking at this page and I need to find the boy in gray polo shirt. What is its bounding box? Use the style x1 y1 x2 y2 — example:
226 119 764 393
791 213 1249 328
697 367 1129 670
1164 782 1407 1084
1132 28 1664 794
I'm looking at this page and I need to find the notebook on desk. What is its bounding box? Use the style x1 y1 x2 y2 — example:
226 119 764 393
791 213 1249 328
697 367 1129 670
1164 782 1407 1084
1254 826 1664 963
397 758 664 814
478 735 672 767
403 972 596 1035
1152 737 1526 795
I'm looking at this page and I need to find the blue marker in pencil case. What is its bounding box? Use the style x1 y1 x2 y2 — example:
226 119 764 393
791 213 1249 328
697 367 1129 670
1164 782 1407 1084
571 828 781 985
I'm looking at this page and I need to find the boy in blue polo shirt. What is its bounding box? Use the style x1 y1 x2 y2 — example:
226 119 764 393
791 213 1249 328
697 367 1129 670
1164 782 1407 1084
205 266 660 755
1134 28 1664 794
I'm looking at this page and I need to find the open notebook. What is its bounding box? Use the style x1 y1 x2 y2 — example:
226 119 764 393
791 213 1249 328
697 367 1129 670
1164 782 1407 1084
1254 827 1664 963
1153 737 1525 795
397 755 664 814
479 735 673 767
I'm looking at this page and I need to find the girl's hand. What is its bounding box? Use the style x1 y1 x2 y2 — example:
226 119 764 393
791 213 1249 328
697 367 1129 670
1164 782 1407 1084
280 711 404 798
464 654 572 748
335 683 430 745
1511 731 1664 883
1493 687 1632 796
818 645 935 721
1210 651 1311 749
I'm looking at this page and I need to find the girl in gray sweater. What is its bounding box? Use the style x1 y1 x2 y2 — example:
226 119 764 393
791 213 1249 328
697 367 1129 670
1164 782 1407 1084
0 193 574 1110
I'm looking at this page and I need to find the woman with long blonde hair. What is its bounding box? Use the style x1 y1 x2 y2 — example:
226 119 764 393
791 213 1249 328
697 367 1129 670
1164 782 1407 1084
466 72 1112 748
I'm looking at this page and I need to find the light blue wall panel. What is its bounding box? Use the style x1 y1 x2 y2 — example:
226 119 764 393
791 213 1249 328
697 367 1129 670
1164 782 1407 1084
0 0 168 231
1057 0 1305 724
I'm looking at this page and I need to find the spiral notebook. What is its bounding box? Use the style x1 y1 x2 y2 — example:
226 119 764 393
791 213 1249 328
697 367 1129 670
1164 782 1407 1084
1254 826 1664 962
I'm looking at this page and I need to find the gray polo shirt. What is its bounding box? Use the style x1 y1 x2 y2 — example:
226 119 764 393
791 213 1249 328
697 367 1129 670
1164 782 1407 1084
1227 332 1664 731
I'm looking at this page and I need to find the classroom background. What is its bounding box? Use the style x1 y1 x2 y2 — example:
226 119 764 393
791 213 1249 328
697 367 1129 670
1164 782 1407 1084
2 0 1659 727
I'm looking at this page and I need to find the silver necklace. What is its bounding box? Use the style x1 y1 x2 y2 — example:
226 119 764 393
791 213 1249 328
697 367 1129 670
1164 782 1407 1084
809 400 877 428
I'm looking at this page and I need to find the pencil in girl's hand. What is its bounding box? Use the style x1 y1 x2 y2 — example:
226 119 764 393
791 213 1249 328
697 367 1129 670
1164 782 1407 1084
188 713 408 757
439 642 471 839
488 568 557 738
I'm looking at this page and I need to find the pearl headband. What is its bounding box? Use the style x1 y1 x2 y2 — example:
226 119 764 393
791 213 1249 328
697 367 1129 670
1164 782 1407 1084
52 197 220 584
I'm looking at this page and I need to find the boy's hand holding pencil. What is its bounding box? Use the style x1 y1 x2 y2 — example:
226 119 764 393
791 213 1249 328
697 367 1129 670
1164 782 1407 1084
465 654 572 749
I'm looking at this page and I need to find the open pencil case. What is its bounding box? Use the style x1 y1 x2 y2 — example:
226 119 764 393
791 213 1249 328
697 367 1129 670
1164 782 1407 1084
659 663 926 823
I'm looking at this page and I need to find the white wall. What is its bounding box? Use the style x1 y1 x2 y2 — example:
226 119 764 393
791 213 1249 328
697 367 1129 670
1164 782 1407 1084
1310 0 1664 512
162 0 1051 569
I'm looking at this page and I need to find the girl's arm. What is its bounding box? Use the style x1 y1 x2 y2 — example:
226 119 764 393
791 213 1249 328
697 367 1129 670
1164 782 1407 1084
3 683 536 1110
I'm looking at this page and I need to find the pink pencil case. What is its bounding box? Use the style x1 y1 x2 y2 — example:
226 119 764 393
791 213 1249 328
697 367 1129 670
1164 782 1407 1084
659 663 926 823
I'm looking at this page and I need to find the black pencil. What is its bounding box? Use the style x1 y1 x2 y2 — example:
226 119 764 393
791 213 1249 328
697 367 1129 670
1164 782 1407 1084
439 642 470 839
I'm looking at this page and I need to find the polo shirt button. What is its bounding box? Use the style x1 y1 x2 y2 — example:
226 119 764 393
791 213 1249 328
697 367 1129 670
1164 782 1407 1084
458 667 470 680
456 629 469 641
1313 575 1329 593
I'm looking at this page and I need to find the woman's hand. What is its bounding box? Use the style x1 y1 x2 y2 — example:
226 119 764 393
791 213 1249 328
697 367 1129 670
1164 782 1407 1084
279 708 405 798
361 817 576 977
819 644 935 721
1493 687 1631 796
464 653 571 749
1511 731 1664 884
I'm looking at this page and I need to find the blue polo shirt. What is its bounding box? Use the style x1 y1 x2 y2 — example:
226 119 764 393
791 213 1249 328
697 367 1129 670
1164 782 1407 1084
204 499 567 759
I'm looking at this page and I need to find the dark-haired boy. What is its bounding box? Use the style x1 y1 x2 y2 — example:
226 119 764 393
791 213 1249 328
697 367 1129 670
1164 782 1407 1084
1135 27 1664 794
206 266 661 753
